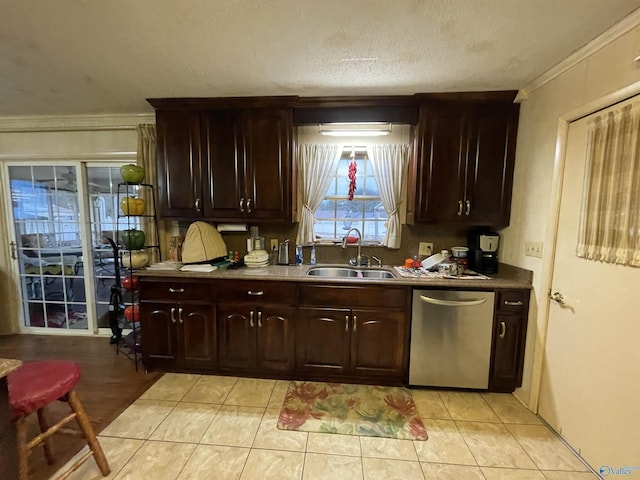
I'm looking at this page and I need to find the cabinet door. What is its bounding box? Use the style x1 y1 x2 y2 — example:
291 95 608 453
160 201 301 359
415 104 468 222
464 103 519 227
489 314 526 392
244 108 292 220
178 303 217 370
140 302 177 369
218 304 256 370
297 307 350 376
256 305 296 372
350 308 405 379
201 110 246 219
155 110 203 218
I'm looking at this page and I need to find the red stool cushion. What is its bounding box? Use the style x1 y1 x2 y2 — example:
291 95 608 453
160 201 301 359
8 360 81 420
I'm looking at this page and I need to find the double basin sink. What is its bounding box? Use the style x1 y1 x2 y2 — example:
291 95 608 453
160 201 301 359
307 266 396 279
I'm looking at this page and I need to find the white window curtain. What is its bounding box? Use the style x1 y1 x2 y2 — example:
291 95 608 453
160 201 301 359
296 144 342 245
576 103 640 267
136 124 162 265
367 144 409 249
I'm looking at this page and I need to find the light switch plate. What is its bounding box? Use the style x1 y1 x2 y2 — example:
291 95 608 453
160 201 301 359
525 241 543 258
419 242 434 256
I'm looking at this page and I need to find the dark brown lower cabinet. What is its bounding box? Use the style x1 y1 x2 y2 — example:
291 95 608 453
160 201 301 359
297 285 409 384
489 289 530 392
139 279 216 371
218 303 296 373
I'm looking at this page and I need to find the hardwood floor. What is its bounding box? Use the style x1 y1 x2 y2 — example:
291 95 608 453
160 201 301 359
0 334 162 480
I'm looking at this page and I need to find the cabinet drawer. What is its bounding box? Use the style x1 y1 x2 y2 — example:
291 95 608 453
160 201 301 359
140 279 214 302
216 280 297 304
299 284 408 309
496 290 530 313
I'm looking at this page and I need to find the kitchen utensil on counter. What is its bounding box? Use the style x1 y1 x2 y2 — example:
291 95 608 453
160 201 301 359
421 252 445 270
278 239 290 265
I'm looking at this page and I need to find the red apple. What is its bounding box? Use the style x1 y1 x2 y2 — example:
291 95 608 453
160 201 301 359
121 275 139 290
124 304 140 322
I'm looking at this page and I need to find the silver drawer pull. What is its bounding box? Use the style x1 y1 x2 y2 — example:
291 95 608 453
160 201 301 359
248 290 264 296
169 287 184 293
420 295 487 307
504 300 523 306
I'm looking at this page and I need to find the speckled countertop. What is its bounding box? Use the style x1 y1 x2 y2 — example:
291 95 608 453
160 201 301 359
0 359 22 378
136 262 532 290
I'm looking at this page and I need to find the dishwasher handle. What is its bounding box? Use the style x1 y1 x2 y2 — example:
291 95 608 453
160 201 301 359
419 295 488 307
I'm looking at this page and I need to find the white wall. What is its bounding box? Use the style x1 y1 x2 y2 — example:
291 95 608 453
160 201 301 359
501 15 640 407
0 114 152 333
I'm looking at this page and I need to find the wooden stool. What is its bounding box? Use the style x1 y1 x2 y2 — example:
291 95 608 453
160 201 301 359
8 360 110 480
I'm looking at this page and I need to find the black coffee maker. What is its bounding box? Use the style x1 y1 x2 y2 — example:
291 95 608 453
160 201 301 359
467 228 500 274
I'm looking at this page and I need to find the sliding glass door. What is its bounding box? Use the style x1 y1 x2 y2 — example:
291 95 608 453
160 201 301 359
6 162 131 334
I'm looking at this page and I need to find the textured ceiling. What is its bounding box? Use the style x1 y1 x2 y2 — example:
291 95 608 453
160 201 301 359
1 0 639 116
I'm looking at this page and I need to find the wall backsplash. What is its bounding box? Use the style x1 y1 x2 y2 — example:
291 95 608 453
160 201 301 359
178 221 468 266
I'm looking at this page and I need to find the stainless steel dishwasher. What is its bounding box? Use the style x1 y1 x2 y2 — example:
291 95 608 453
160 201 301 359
409 289 495 389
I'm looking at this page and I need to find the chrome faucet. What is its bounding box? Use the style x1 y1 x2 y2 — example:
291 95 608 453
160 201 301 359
342 227 364 266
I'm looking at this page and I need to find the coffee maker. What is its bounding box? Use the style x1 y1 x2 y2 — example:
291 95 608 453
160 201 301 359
467 229 500 274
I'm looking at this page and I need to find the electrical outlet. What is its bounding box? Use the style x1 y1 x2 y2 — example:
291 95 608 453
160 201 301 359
270 238 279 251
525 241 543 258
419 242 434 256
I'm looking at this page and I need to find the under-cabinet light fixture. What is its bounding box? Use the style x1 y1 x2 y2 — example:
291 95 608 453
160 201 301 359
319 122 392 137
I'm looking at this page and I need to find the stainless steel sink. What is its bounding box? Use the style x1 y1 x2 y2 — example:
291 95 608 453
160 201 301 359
307 266 396 279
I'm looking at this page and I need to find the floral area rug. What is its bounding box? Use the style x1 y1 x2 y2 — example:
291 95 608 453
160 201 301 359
277 381 428 440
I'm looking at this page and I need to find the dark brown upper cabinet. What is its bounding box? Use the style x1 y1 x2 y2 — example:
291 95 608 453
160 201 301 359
412 93 519 228
154 103 293 222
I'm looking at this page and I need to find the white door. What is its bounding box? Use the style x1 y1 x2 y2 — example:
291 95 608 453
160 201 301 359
538 99 640 470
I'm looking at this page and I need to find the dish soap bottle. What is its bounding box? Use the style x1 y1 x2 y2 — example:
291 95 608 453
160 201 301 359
310 244 317 265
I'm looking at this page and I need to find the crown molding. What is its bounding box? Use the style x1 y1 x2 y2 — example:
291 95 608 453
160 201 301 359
517 8 640 101
0 113 154 133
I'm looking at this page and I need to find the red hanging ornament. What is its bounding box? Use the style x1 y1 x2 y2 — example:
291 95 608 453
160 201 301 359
347 159 357 200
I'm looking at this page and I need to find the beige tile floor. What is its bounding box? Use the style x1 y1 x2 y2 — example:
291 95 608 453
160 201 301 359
54 374 600 480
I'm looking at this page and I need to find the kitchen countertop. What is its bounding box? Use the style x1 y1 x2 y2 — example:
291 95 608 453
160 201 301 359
135 262 532 290
0 359 22 379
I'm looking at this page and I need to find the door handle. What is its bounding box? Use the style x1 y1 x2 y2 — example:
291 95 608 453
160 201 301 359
345 315 349 332
10 241 17 260
419 295 487 307
499 321 506 338
465 200 471 216
170 307 176 324
457 200 463 216
246 198 252 213
240 198 245 212
195 198 201 213
178 307 183 324
250 310 254 327
550 291 566 305
257 311 262 327
352 315 357 332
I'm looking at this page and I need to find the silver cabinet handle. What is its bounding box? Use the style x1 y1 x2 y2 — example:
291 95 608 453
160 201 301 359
457 200 463 216
504 300 524 306
240 198 245 212
353 315 357 332
246 198 252 213
248 290 264 296
178 307 183 324
169 287 184 293
465 200 471 216
419 295 487 307
250 310 254 327
195 198 201 212
258 311 262 327
345 315 349 332
499 321 506 338
170 307 176 324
